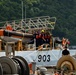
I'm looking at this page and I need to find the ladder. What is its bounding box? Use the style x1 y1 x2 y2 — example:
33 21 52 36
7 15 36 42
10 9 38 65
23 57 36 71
0 16 56 32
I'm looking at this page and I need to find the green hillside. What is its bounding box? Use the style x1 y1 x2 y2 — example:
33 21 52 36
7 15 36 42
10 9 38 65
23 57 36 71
0 0 76 45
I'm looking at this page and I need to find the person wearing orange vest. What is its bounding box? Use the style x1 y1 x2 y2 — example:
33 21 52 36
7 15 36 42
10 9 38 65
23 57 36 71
6 24 13 31
35 31 39 50
66 39 70 47
34 31 42 50
62 37 67 49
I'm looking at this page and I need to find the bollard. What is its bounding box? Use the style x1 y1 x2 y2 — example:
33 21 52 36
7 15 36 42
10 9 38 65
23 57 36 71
32 61 36 74
5 42 15 57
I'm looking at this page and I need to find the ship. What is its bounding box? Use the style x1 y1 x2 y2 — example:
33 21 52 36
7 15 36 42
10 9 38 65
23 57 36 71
0 16 75 75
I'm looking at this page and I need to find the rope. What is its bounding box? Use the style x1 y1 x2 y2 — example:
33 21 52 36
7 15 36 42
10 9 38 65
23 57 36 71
33 50 42 61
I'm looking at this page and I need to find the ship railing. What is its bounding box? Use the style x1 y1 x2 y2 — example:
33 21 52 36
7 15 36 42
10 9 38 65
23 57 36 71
0 37 63 51
0 16 56 32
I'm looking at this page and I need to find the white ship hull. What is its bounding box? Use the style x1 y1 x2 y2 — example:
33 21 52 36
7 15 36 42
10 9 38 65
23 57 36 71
0 49 75 67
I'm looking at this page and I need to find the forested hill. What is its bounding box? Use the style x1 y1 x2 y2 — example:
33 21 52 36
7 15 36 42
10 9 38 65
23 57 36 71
0 0 76 45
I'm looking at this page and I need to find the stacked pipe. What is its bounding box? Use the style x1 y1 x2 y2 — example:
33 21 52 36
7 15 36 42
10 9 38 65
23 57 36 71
0 56 30 75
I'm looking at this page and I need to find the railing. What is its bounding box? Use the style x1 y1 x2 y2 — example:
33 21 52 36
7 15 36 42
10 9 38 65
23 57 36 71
0 16 56 32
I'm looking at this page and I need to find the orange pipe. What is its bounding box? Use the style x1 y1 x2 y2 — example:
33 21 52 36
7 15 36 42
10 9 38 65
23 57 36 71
0 29 4 36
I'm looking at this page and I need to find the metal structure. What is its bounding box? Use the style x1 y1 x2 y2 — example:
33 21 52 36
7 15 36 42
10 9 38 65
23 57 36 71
0 16 57 75
0 16 56 32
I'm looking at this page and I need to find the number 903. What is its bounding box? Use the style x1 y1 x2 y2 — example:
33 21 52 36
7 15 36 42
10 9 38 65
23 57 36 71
38 55 51 62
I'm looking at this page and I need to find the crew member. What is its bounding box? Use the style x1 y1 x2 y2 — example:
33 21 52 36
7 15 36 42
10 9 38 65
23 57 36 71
41 29 46 44
35 31 39 50
35 30 45 50
66 39 70 47
62 37 67 49
6 24 13 31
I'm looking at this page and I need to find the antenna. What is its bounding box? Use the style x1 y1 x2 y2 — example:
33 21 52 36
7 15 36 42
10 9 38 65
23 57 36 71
25 5 26 21
21 1 24 29
22 1 23 21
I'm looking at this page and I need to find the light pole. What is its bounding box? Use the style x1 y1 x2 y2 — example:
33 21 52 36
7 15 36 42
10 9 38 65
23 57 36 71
22 1 23 21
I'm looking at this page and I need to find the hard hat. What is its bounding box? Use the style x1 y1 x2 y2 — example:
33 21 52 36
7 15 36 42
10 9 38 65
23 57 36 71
41 30 44 32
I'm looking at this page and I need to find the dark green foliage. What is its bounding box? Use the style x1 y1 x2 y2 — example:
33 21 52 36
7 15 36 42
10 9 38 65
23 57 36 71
0 0 76 45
